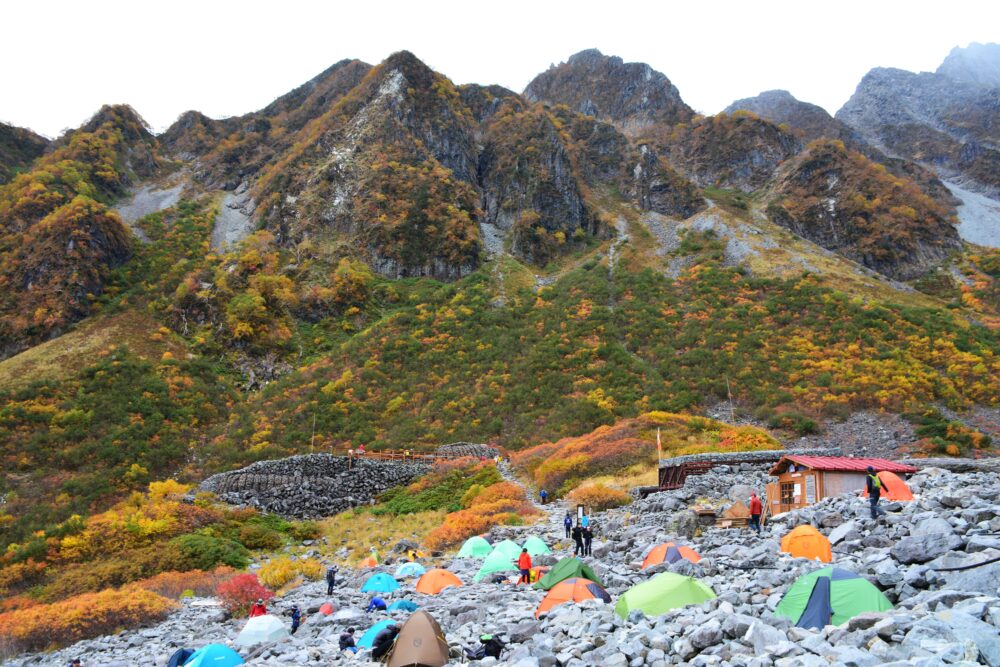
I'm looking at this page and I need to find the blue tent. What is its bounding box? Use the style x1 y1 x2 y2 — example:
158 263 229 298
358 619 397 649
168 648 195 667
388 600 419 612
184 644 244 667
395 562 426 578
361 572 401 593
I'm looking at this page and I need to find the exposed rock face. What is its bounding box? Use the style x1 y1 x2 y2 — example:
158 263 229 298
770 140 961 280
0 121 48 184
667 113 802 192
837 66 1000 197
524 49 694 136
199 454 429 519
937 42 1000 89
631 145 705 218
159 110 240 161
725 90 857 145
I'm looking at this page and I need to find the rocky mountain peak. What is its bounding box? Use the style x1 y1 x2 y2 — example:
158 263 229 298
0 122 49 184
937 42 1000 88
524 49 693 136
724 89 846 143
79 103 153 141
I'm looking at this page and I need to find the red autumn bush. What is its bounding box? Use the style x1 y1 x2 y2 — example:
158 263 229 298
132 566 236 599
566 484 632 512
215 573 273 615
0 587 176 652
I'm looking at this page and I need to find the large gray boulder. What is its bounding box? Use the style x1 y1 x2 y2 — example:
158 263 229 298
891 532 963 564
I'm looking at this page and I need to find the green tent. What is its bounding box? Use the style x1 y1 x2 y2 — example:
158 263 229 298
473 548 517 582
457 536 492 558
776 567 892 629
522 536 551 556
492 539 522 560
535 557 602 590
614 572 715 618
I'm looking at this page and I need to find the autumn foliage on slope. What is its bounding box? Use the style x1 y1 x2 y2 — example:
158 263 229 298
0 105 158 357
424 480 539 550
514 412 779 495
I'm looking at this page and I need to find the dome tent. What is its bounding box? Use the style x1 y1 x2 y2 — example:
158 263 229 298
358 619 397 649
776 567 892 629
456 536 492 558
235 615 288 647
491 539 522 560
386 611 450 667
861 470 914 501
781 525 833 562
184 644 244 667
361 572 401 593
641 542 702 569
522 535 551 556
388 599 419 612
473 549 518 581
534 557 602 590
535 577 611 618
614 572 715 618
396 562 427 578
415 569 464 594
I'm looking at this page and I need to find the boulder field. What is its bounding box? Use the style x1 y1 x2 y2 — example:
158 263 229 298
11 461 1000 667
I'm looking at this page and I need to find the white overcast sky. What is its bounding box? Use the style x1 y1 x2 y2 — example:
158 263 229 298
3 0 998 137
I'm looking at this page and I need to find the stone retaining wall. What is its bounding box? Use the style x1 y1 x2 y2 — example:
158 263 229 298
435 442 500 458
198 454 430 519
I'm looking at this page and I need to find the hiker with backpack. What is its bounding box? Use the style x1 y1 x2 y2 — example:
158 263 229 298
326 564 338 594
749 492 763 535
866 466 885 519
339 627 358 653
290 605 301 634
517 548 532 584
371 622 400 660
571 523 584 556
465 634 505 660
563 513 573 538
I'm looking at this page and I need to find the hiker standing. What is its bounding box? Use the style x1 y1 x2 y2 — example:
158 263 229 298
539 489 548 505
563 513 573 538
583 526 593 556
517 548 533 584
290 605 301 634
326 564 338 594
371 623 400 660
571 523 584 556
749 492 763 535
866 466 885 519
249 598 267 617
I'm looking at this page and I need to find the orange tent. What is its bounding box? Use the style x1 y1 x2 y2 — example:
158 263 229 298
358 557 378 568
781 525 832 562
641 542 702 570
530 566 550 583
535 578 611 618
861 471 914 501
319 603 334 615
415 569 463 595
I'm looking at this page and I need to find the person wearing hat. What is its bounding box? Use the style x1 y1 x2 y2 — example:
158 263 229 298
290 604 301 634
249 598 268 617
865 466 885 519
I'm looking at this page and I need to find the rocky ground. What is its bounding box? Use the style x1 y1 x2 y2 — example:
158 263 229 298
9 462 1000 667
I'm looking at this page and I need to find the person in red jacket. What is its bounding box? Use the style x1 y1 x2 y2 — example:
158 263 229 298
249 598 268 617
749 492 763 535
517 548 532 584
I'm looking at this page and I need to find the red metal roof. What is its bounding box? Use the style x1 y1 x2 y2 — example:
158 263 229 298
771 455 918 475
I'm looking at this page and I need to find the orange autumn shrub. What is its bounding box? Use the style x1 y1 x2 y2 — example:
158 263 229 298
131 566 235 599
467 482 524 507
0 587 176 652
425 481 539 550
0 596 38 614
0 559 47 597
566 484 632 512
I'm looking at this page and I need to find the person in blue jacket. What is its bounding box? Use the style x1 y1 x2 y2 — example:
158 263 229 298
366 596 387 613
539 489 548 505
563 513 573 538
290 605 301 634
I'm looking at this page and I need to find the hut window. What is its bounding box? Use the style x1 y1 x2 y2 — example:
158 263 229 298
780 483 795 505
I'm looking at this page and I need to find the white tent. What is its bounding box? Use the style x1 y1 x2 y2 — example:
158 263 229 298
235 614 289 647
